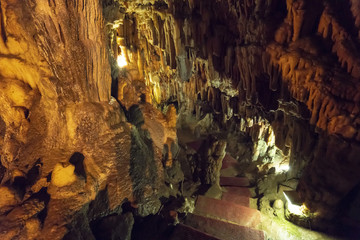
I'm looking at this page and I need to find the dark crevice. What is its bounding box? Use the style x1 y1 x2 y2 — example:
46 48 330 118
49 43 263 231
0 157 6 183
26 159 42 186
13 106 31 122
12 176 27 200
111 76 118 99
127 104 144 127
0 1 8 46
0 116 5 139
9 159 43 199
32 187 51 225
58 24 66 45
131 196 184 240
24 108 30 121
46 171 52 182
121 200 133 214
69 152 87 180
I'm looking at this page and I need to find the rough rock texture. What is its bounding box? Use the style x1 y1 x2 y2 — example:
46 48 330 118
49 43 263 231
1 0 360 238
0 1 171 239
110 0 360 228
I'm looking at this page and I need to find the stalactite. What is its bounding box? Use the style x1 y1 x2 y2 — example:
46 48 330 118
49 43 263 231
2 1 359 238
350 0 360 39
291 1 305 42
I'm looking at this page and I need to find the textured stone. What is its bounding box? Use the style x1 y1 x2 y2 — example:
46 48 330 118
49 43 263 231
1 0 360 238
221 187 250 207
194 196 261 228
170 223 221 240
90 212 134 240
221 154 238 170
0 1 168 239
185 213 265 240
220 177 250 187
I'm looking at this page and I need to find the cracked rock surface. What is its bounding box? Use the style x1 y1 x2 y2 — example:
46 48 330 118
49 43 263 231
0 0 360 239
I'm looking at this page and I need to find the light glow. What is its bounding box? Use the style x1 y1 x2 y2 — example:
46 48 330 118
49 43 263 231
153 83 161 104
117 54 127 68
277 164 290 172
283 191 307 215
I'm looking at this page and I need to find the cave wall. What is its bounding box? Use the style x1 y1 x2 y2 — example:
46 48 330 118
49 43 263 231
0 1 170 239
1 0 360 238
112 0 360 221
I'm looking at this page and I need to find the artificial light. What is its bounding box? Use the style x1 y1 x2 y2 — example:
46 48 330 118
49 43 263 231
277 164 290 172
283 191 306 215
117 54 127 68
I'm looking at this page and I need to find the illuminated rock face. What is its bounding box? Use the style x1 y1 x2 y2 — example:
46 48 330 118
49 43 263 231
0 0 360 239
111 0 360 221
0 1 168 239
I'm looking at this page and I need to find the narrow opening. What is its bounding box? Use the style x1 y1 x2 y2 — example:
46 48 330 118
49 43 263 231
69 152 86 180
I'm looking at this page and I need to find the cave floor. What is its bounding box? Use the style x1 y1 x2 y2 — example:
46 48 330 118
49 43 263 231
174 129 344 240
259 215 340 240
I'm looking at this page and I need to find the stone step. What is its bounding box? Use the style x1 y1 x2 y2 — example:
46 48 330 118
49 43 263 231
185 214 265 240
220 177 250 187
222 187 250 207
170 223 221 240
194 196 261 228
223 186 251 197
221 154 238 170
186 140 204 151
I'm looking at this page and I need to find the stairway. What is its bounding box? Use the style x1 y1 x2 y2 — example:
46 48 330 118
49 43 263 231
170 141 266 240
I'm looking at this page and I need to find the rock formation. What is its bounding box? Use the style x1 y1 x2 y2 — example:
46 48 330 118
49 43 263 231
0 1 170 239
0 0 359 239
109 0 360 228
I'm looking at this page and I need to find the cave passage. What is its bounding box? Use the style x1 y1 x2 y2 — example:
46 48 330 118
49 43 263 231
0 0 359 239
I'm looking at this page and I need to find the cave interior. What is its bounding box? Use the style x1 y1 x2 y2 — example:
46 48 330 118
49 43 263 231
0 0 360 239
